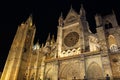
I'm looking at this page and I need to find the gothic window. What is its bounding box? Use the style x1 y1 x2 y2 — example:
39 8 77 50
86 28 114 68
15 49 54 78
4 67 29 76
108 35 116 44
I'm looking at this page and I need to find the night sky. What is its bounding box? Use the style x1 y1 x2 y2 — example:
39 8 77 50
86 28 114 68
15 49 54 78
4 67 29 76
0 0 120 72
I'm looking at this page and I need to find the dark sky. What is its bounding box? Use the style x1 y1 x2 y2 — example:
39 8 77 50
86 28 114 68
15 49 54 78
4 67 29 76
0 0 120 72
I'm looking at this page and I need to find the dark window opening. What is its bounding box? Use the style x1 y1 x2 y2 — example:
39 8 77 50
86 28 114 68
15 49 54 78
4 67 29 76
105 22 113 29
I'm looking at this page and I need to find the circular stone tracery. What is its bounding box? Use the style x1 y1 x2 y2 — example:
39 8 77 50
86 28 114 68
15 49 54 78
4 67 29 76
64 32 79 47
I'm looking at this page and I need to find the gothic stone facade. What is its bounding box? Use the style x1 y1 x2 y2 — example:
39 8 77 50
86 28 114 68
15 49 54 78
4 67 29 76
1 5 120 80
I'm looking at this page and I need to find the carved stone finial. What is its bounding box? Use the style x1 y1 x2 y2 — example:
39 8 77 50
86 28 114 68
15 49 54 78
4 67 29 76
80 4 86 17
58 12 64 27
112 9 115 15
26 14 33 27
70 5 73 11
46 33 51 42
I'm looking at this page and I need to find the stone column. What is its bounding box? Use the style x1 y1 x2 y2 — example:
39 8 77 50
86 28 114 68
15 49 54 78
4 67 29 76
101 54 113 79
80 54 86 79
40 56 46 80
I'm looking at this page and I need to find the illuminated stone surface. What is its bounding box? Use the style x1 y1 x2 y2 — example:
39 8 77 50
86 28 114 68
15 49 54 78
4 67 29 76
1 5 120 80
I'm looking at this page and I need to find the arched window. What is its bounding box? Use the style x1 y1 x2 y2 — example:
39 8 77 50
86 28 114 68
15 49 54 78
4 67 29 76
108 35 116 46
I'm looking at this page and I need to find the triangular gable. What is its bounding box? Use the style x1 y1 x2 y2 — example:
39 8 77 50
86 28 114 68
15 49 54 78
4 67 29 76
64 8 79 25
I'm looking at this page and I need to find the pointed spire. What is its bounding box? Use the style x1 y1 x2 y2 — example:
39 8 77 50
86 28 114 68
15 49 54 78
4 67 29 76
112 9 115 15
111 9 118 26
58 12 64 27
81 4 84 9
52 34 54 39
70 4 75 12
37 39 39 44
59 12 63 20
36 39 40 49
80 4 86 16
68 4 77 13
95 14 102 27
41 43 44 49
32 24 36 29
42 43 44 47
26 14 33 27
51 35 55 45
51 35 55 44
70 5 73 11
46 33 51 42
60 12 63 18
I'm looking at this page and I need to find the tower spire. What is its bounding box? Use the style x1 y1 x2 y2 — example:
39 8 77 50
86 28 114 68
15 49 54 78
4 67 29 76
60 12 63 18
37 39 39 44
95 14 102 27
80 4 86 17
58 12 64 27
70 5 73 11
0 13 36 80
51 34 55 43
46 33 51 42
70 4 75 12
26 14 33 27
112 9 115 15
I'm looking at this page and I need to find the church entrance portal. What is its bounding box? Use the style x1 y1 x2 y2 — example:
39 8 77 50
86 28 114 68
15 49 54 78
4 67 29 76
87 62 103 80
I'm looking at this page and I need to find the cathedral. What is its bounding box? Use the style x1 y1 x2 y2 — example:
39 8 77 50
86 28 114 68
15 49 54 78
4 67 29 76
1 5 120 80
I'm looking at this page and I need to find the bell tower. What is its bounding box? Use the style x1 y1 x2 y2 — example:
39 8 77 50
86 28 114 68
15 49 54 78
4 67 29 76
95 14 113 78
1 15 36 80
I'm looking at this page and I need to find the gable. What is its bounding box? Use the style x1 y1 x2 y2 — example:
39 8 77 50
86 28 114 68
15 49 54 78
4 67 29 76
64 8 79 25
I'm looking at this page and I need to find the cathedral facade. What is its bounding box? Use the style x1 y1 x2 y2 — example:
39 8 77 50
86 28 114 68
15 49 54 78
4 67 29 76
1 5 120 80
